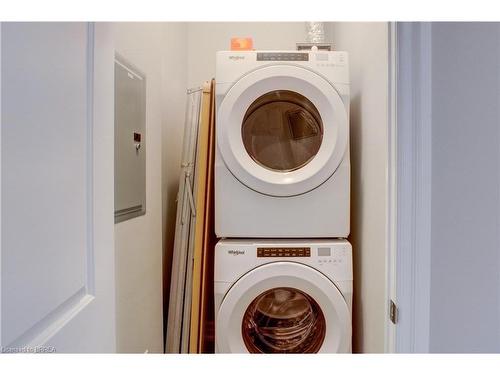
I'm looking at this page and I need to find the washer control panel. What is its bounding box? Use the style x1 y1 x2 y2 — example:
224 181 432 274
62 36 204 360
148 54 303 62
257 247 311 257
216 240 352 283
316 246 348 265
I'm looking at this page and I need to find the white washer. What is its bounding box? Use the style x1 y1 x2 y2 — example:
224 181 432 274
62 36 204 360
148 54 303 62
215 239 352 353
216 50 350 238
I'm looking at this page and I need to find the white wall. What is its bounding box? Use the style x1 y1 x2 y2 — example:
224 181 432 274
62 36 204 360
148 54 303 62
429 23 500 353
186 22 310 87
329 22 388 353
160 23 188 342
113 22 176 353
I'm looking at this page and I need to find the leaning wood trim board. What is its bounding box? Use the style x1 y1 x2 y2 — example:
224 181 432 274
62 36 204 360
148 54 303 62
189 81 213 353
198 79 216 353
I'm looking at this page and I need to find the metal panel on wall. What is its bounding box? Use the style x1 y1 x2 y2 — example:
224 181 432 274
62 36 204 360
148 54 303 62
114 55 146 223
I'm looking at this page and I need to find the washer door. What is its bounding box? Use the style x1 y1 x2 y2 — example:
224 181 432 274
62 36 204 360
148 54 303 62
216 262 351 353
217 65 348 197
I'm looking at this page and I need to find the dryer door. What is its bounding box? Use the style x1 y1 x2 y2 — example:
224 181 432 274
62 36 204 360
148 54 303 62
217 65 348 197
216 262 351 353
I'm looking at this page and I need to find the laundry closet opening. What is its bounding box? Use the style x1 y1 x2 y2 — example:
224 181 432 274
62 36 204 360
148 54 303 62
110 22 389 354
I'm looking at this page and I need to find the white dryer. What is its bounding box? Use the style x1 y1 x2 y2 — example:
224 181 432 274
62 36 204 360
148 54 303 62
215 50 350 238
215 239 352 353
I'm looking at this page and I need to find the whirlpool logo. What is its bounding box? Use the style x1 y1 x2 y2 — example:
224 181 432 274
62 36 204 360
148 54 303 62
228 250 245 256
228 55 245 61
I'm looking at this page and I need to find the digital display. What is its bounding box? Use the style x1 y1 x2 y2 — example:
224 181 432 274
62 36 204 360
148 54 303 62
257 247 311 257
318 247 331 256
257 52 309 61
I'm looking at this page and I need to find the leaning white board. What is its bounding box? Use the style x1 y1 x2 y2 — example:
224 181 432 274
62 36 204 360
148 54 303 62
165 88 202 353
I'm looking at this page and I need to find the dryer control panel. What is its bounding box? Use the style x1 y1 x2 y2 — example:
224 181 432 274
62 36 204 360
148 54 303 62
257 52 309 61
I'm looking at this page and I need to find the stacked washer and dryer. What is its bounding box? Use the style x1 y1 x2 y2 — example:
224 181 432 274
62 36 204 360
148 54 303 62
214 50 352 353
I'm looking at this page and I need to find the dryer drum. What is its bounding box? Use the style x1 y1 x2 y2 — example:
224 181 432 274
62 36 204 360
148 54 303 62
241 90 324 173
241 287 326 353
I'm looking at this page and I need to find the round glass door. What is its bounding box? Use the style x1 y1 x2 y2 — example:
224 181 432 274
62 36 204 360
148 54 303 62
241 287 326 353
216 262 351 353
217 65 348 197
242 90 323 172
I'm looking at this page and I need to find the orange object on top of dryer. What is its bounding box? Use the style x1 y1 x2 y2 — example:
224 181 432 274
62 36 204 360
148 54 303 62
230 37 254 51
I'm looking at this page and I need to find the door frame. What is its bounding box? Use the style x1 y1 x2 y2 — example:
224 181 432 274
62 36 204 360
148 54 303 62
385 22 433 353
0 21 3 349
